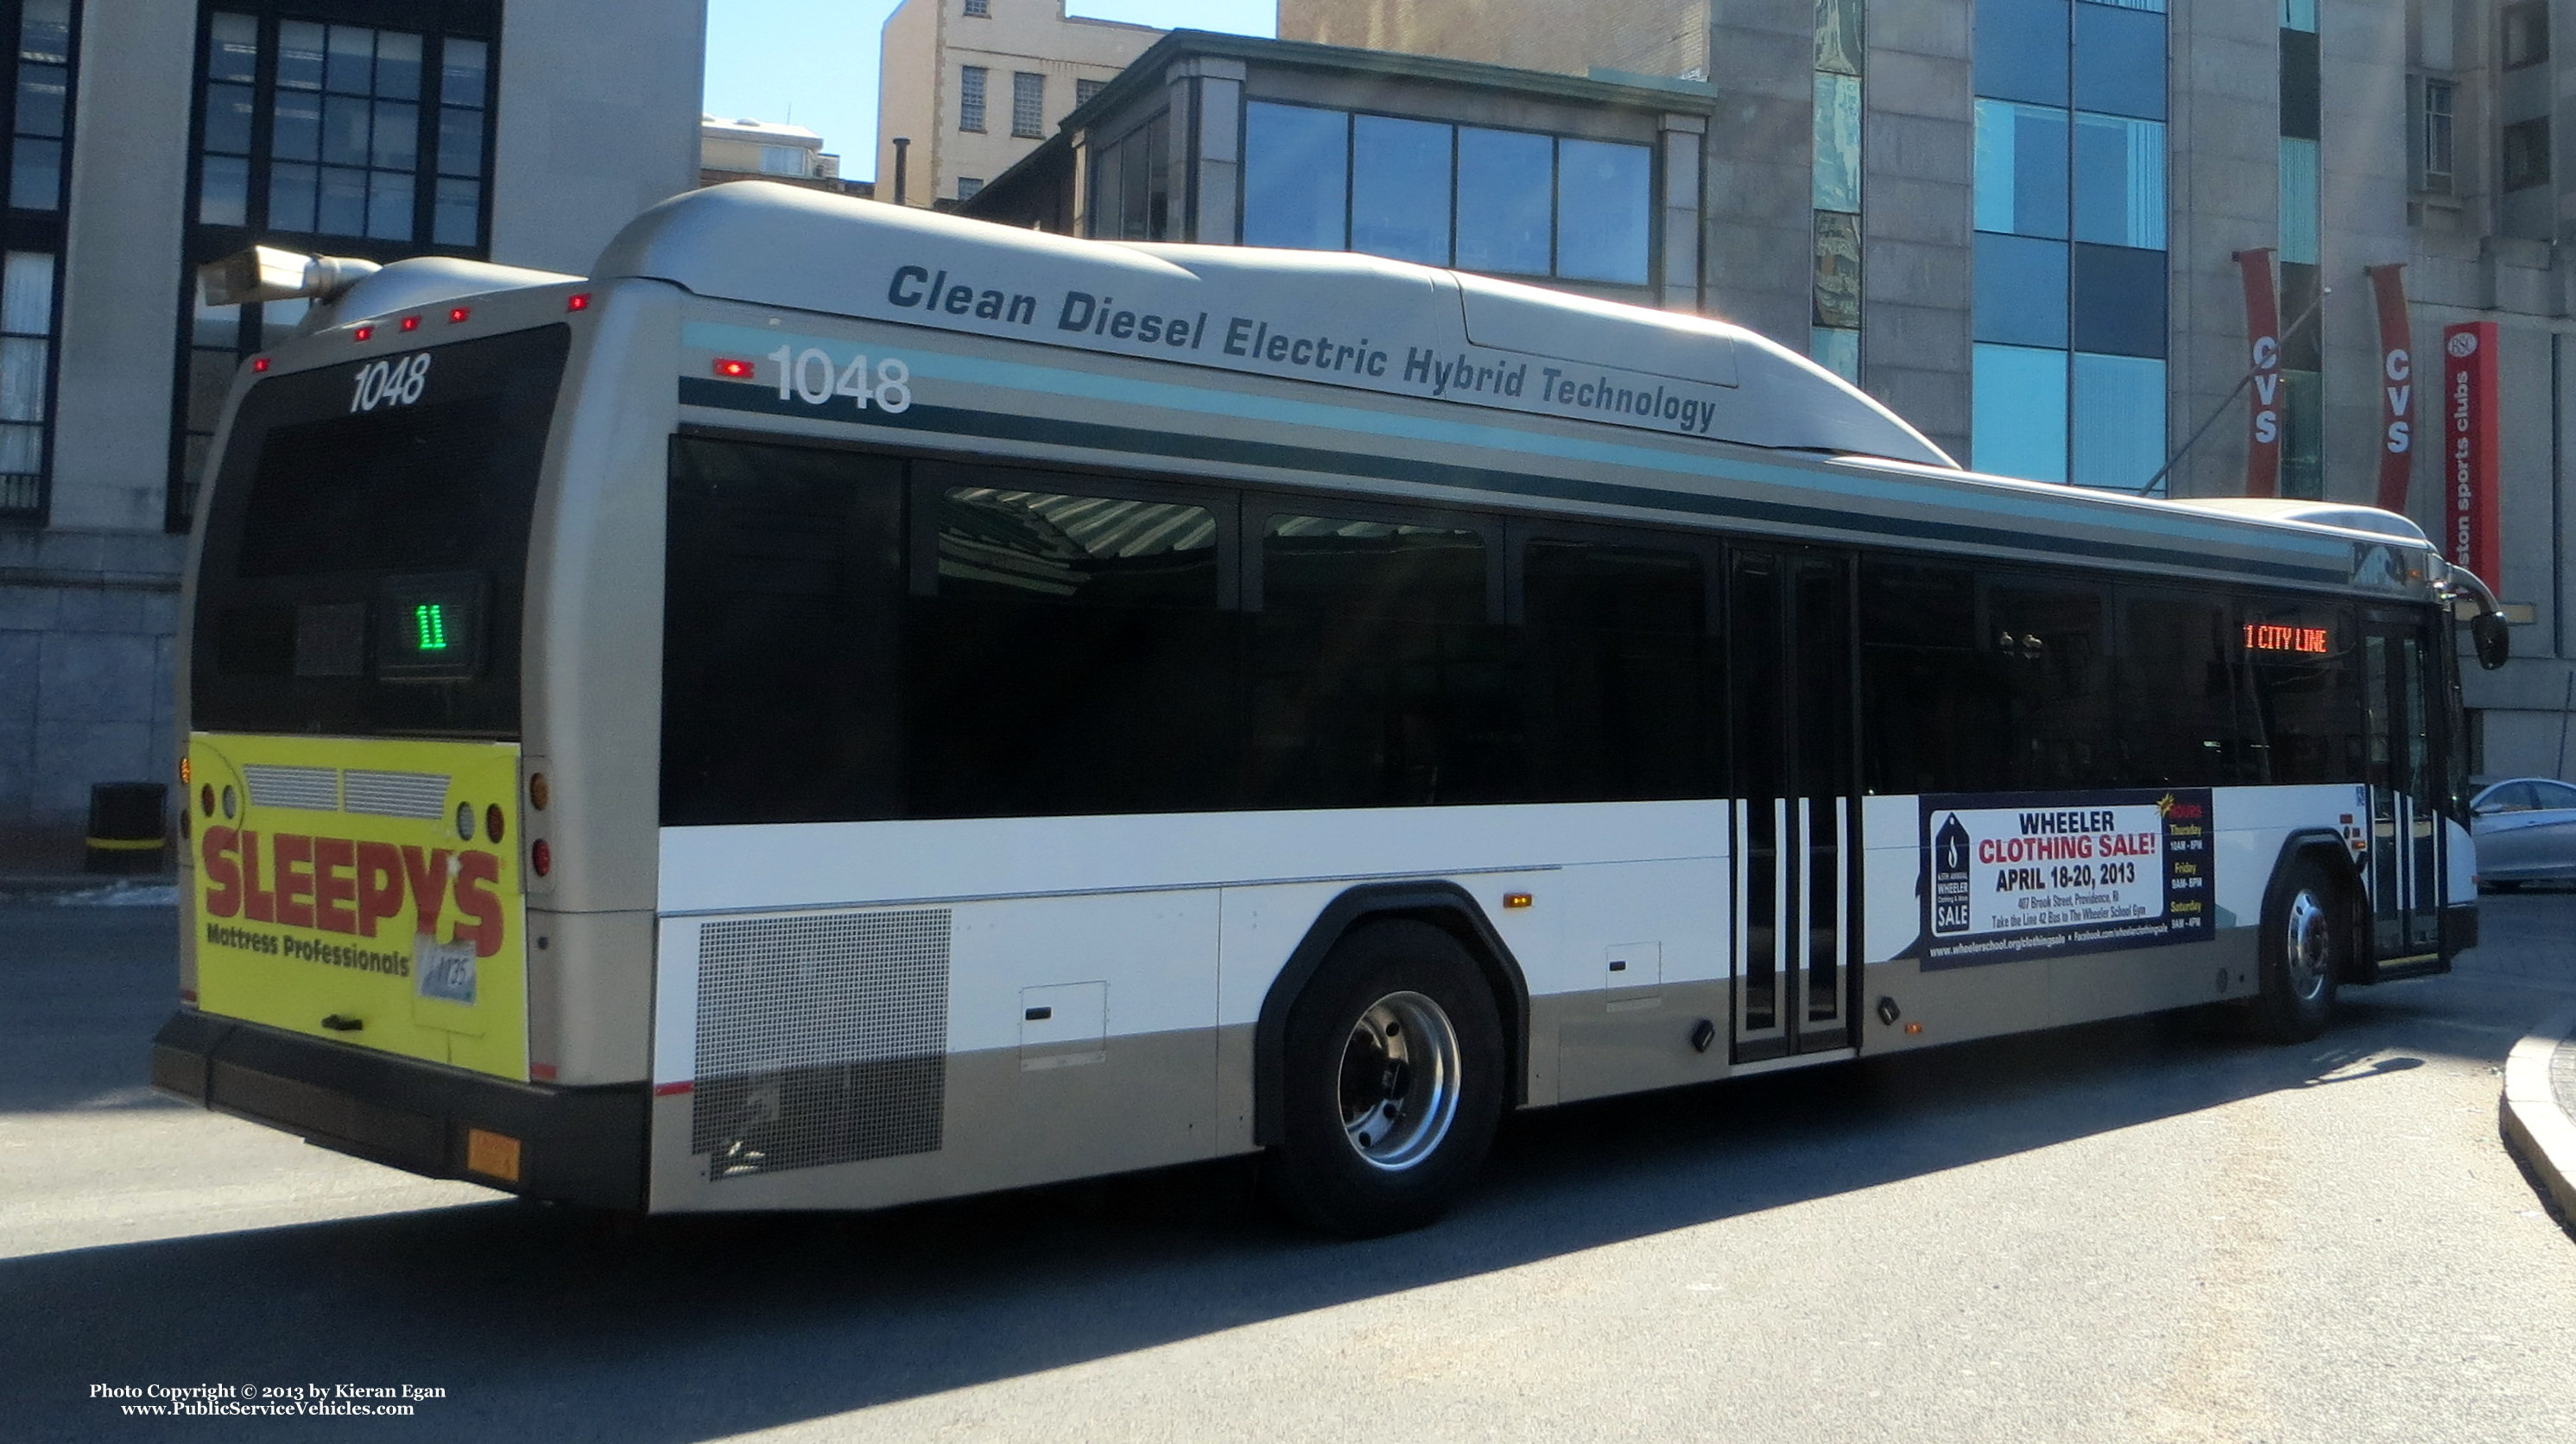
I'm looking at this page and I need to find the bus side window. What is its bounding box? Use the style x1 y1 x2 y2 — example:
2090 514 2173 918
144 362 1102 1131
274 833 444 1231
908 471 1231 820
1857 557 2003 795
1518 537 1713 802
2239 604 2359 785
1252 511 1509 808
2117 591 2238 788
1987 580 2117 789
661 437 907 827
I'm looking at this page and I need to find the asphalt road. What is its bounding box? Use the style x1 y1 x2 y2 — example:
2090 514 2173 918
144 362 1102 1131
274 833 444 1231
4 891 2573 1444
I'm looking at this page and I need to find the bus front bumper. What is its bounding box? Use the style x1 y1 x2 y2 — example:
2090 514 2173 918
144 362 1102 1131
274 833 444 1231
150 1010 648 1211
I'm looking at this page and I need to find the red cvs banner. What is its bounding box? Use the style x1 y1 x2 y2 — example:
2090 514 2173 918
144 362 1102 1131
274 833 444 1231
2441 320 2501 587
2235 249 2282 497
2367 264 2415 513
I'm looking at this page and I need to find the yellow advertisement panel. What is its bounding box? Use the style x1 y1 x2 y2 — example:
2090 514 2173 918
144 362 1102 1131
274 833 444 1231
188 732 527 1080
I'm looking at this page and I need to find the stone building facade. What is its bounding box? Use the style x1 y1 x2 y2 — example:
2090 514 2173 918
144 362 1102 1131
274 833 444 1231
875 0 1161 209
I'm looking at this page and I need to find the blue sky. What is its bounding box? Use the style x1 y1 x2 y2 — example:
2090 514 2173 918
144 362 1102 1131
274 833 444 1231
703 1 1277 180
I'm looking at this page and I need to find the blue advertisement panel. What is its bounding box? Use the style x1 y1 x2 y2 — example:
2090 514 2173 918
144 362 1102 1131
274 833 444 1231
1921 788 2213 969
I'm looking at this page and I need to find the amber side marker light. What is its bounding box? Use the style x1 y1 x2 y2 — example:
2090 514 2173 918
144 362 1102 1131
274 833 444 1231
1503 892 1534 909
1903 1022 1924 1035
465 1129 522 1183
527 772 548 810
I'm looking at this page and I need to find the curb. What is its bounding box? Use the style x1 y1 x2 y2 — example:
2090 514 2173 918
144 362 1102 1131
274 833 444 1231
0 873 174 891
2501 1000 2576 1228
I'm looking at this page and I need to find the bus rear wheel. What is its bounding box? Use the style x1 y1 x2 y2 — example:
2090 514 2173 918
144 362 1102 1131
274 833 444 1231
2253 855 2344 1043
1265 920 1504 1238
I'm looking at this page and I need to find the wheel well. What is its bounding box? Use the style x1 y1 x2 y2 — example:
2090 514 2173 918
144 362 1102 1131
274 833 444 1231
1250 883 1529 1146
2264 831 2366 978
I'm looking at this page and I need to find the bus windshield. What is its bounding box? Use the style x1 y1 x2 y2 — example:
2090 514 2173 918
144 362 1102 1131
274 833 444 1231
190 325 568 738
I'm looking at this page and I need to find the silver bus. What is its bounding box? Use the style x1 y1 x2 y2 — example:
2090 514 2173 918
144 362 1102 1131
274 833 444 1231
154 184 2501 1235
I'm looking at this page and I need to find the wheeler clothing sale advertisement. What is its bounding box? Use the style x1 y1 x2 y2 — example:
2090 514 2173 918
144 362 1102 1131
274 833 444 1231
1921 788 2213 968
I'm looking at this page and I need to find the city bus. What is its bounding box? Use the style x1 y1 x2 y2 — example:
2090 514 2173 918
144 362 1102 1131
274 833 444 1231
154 183 2503 1236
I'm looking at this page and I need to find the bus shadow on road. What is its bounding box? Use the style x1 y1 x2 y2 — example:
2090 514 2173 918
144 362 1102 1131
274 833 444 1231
0 988 2499 1443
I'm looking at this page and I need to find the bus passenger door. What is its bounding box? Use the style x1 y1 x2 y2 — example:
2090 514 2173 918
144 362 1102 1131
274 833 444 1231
1727 549 1859 1061
2361 614 2442 966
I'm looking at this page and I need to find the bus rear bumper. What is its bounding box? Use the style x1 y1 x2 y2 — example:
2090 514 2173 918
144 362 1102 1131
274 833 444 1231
150 1010 647 1211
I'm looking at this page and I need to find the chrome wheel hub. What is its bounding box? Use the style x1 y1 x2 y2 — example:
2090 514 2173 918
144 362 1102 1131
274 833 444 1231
2284 887 2332 1003
1337 991 1461 1172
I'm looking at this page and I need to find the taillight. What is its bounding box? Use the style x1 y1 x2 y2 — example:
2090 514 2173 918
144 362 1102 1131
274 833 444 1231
531 839 553 877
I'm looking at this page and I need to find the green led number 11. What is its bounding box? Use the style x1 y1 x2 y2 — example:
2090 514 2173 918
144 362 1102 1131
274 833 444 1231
413 602 449 652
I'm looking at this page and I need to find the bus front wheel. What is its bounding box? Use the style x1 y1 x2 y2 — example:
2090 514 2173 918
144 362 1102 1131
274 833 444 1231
2253 855 2345 1043
1265 920 1505 1238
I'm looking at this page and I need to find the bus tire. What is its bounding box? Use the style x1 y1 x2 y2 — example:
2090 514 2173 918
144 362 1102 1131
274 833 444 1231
1263 919 1504 1238
2253 853 2344 1043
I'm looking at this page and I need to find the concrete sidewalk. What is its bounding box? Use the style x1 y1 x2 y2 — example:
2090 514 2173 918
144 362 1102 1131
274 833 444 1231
2503 1001 2576 1230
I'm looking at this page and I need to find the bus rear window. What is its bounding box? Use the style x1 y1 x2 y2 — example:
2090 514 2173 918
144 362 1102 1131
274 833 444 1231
191 325 569 738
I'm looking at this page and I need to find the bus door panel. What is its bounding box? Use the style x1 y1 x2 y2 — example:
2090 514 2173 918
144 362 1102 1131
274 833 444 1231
2361 615 2442 963
1727 549 1858 1061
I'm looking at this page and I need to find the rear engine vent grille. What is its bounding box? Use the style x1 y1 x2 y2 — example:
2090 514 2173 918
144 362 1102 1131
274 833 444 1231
242 764 339 812
691 908 951 1180
343 770 451 820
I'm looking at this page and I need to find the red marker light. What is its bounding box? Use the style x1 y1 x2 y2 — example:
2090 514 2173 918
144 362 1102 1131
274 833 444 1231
565 293 591 312
712 358 755 378
400 314 421 332
448 306 471 323
531 839 552 877
352 325 374 341
251 357 270 371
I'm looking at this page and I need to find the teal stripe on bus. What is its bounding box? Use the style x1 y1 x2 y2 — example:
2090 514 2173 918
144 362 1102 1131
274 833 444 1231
674 377 2351 585
680 320 2358 568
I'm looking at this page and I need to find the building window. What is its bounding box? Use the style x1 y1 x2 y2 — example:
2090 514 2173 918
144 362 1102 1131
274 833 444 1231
956 176 983 200
0 250 53 516
959 65 985 132
431 37 490 247
199 15 491 246
1011 72 1043 139
2412 75 2455 193
1972 0 2169 493
2503 117 2552 191
1088 111 1169 241
758 143 809 177
1076 78 1104 107
10 0 71 213
0 0 74 521
2277 1 2321 498
1811 0 1863 382
2503 1 2549 68
174 5 494 531
1239 100 1654 288
964 0 989 15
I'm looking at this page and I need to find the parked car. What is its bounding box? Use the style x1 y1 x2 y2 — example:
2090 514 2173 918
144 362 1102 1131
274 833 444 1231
2469 777 2576 890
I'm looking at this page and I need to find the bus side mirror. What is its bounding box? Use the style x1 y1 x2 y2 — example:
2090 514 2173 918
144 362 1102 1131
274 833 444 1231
2470 611 2510 670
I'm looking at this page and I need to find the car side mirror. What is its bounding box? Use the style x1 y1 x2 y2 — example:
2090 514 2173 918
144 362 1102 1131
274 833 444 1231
2471 611 2510 670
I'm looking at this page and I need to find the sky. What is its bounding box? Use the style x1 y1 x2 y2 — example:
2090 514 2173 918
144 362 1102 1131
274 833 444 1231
702 0 1278 181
